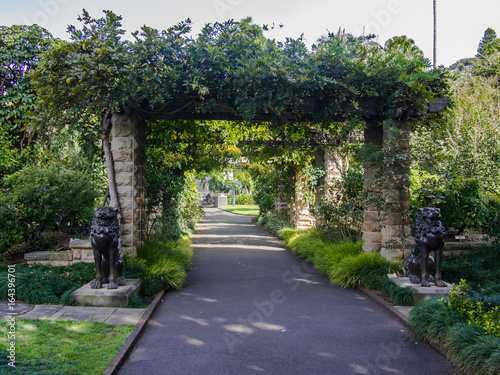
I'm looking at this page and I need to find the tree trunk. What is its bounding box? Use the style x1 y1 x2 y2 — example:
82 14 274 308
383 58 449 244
101 116 120 210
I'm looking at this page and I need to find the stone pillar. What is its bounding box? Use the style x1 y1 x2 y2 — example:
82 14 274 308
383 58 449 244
362 120 384 253
315 145 346 206
111 111 147 257
362 118 412 259
379 119 412 259
291 167 315 230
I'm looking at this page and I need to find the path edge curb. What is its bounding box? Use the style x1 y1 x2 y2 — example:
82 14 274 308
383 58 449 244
362 289 450 360
362 289 409 326
103 289 166 375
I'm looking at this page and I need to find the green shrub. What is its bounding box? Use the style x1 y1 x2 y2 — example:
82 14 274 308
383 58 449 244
278 227 410 304
412 175 500 235
312 240 362 276
446 280 500 337
277 227 299 243
146 172 204 241
358 267 414 306
235 193 255 205
410 302 500 375
258 193 274 214
124 237 193 296
0 166 97 251
447 324 500 375
3 166 98 230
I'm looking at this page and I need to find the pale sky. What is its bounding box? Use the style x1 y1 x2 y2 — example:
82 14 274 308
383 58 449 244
1 0 499 67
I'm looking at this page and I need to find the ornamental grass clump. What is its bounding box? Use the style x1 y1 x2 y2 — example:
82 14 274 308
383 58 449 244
328 252 391 289
124 237 193 296
277 227 408 301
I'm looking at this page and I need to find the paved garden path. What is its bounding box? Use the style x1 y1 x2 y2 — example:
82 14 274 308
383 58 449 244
118 208 455 375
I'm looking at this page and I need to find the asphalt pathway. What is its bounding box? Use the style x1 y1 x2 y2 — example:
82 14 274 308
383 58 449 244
118 208 455 375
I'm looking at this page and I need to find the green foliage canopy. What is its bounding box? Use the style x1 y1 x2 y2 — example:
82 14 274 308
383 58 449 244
31 11 449 129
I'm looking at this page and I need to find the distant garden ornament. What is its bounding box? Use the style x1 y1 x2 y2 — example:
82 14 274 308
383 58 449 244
406 207 447 287
90 206 125 289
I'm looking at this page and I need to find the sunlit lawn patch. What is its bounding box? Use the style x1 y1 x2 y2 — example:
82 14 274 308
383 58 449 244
0 319 133 374
219 205 259 216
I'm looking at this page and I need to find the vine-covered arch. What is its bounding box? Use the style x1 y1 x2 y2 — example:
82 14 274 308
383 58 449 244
32 11 449 256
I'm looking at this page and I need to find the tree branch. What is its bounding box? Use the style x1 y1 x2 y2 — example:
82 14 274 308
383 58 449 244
101 115 120 210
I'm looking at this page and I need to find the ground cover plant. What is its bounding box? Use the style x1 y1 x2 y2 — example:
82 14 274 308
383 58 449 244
408 248 500 375
0 319 133 374
0 263 94 305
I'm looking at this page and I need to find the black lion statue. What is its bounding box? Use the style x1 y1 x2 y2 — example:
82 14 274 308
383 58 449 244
406 207 447 287
90 206 125 289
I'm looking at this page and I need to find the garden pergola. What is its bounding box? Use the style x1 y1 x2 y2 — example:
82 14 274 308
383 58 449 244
32 13 448 258
110 97 445 257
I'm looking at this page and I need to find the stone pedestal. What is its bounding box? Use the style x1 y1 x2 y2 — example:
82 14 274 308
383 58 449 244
214 195 227 207
388 274 452 303
70 279 141 307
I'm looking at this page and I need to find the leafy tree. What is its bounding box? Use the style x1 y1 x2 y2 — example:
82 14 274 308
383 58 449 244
0 25 52 177
477 28 498 57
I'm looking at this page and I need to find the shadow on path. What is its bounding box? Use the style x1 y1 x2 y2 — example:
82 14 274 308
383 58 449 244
118 208 455 375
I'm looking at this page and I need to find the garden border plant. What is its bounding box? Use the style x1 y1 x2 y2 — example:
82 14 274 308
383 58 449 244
275 227 413 306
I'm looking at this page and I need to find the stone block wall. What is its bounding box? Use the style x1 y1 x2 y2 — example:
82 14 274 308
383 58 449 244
362 119 412 260
111 111 147 256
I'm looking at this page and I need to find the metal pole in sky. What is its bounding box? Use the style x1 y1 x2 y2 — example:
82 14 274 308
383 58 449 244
433 0 437 68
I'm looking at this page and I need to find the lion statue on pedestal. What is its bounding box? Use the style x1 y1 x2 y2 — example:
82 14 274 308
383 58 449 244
406 207 447 287
90 206 125 289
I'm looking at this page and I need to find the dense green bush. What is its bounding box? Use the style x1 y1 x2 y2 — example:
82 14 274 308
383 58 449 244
124 237 193 296
409 249 500 375
0 166 98 251
235 193 255 205
359 267 414 305
411 175 500 236
257 193 274 215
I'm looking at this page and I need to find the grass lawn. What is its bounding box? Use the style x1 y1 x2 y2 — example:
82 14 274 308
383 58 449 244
0 319 133 374
219 204 259 216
